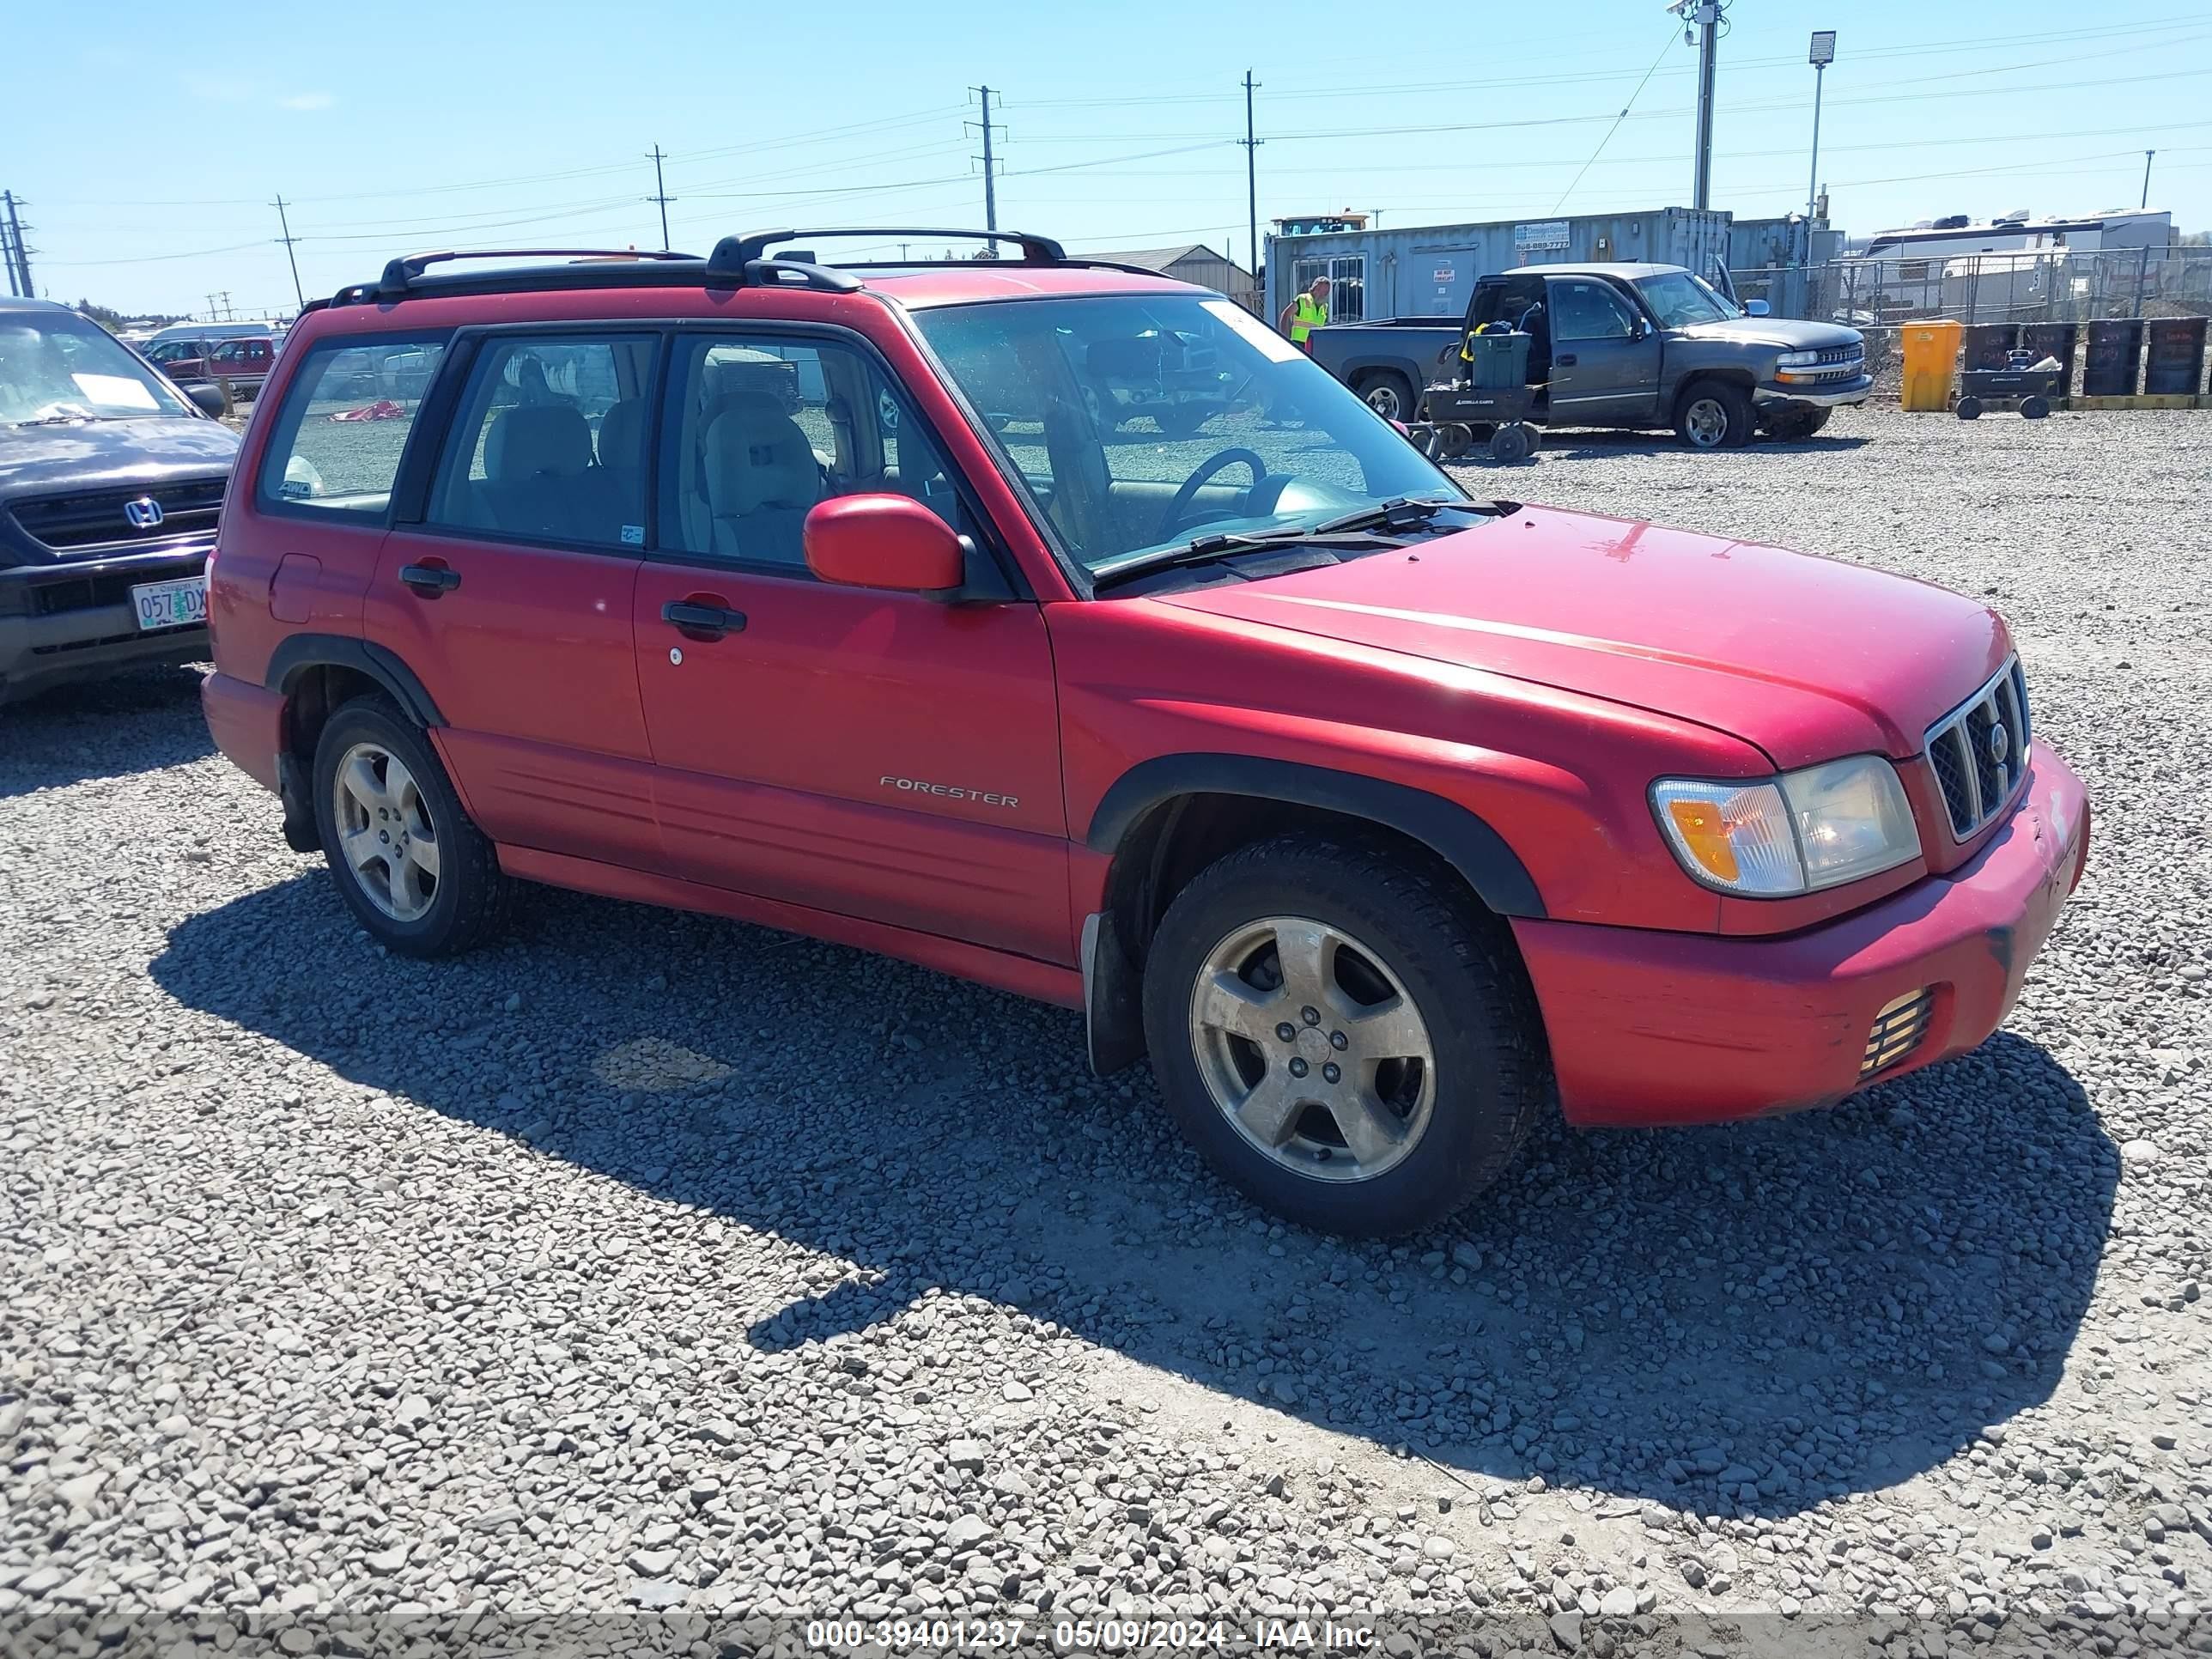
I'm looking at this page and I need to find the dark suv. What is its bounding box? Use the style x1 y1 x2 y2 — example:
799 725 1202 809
2 298 237 703
199 233 2085 1236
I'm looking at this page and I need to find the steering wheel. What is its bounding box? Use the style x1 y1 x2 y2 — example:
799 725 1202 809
1158 447 1278 541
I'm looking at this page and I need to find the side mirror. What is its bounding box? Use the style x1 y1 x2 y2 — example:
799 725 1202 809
804 495 965 596
1744 299 1771 317
186 383 228 418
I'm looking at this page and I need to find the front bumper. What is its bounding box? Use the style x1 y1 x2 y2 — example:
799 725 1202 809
1753 373 1874 410
1513 741 2089 1127
0 548 209 703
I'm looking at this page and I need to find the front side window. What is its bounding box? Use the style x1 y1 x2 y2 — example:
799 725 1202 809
1634 271 1741 328
427 333 655 550
0 312 191 423
659 335 956 571
1550 280 1638 341
913 293 1459 576
256 334 449 519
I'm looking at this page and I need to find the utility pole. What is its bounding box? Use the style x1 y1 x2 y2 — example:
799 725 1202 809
647 145 675 250
0 205 17 297
1806 31 1835 265
969 88 1002 237
271 195 305 311
1240 70 1261 283
3 191 31 297
2142 149 2155 210
1673 0 1728 211
206 290 233 322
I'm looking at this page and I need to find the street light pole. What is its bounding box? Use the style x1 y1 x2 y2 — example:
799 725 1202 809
1807 31 1836 264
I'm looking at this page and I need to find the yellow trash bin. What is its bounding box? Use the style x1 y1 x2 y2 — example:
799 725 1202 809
1900 320 1964 412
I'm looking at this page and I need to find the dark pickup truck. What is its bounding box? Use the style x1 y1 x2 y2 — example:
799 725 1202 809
1307 262 1872 447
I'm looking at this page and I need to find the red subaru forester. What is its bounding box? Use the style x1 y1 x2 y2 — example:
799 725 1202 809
202 231 2090 1236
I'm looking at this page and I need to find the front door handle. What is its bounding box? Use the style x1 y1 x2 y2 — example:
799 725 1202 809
398 562 461 598
1554 353 1578 367
662 599 747 640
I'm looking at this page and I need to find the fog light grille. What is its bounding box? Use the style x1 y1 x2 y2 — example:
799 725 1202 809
1862 988 1935 1078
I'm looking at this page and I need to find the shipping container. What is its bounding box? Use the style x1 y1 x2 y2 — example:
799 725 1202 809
1265 207 1736 325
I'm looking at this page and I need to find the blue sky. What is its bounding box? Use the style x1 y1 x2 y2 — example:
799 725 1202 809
10 0 2209 318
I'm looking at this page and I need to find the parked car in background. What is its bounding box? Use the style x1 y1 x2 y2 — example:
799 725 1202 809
157 335 280 399
1 296 237 703
1307 261 1872 446
200 233 2085 1236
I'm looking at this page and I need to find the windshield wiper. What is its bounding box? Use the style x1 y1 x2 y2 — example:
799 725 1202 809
1091 526 1407 591
11 413 129 428
1312 495 1509 535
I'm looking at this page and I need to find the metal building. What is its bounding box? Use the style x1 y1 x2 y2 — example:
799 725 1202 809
1265 207 1735 324
1086 243 1261 313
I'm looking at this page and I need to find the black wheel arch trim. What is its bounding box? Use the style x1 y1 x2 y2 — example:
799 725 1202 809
1085 753 1546 920
264 635 446 729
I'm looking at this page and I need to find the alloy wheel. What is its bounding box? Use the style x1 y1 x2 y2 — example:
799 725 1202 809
1187 915 1437 1183
1684 397 1729 447
331 741 441 922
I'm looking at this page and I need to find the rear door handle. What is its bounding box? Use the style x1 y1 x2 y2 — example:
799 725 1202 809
398 562 461 597
1554 354 1578 367
662 599 747 640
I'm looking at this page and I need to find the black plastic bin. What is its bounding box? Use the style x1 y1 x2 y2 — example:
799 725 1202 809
2081 319 2144 397
2019 323 2078 392
1962 324 2020 373
2145 318 2209 395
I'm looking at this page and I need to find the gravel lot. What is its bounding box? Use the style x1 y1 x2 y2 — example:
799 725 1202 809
3 403 2208 1656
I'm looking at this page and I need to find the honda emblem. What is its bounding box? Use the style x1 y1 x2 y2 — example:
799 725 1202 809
124 496 165 531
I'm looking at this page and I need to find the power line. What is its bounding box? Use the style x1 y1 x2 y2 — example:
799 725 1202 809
1554 22 1680 211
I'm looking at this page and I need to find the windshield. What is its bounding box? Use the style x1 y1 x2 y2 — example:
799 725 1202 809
1634 271 1741 328
0 312 191 423
911 294 1462 575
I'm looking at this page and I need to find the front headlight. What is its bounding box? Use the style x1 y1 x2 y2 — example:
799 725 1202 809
1652 756 1921 896
1776 349 1820 368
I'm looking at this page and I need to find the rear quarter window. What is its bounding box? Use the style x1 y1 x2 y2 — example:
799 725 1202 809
254 335 450 520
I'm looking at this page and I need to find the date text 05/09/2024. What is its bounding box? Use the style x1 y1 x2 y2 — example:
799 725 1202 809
804 1618 1378 1651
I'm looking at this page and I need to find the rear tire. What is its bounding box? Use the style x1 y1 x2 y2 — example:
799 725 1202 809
2019 394 2051 420
1674 378 1754 449
1141 833 1549 1237
1356 371 1419 423
312 694 511 957
1955 396 1984 421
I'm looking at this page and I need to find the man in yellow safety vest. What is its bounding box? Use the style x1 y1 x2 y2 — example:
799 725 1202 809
1278 276 1331 351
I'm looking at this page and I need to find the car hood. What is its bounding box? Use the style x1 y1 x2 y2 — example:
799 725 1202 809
2 416 239 498
1153 504 2009 769
1671 316 1863 352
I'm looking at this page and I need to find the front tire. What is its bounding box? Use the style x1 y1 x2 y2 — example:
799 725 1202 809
312 695 511 957
1674 378 1754 449
1141 833 1549 1236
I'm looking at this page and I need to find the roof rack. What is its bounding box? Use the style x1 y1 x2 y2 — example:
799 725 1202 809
710 228 1071 274
315 228 1180 311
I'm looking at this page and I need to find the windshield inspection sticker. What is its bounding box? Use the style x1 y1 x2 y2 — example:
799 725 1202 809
1202 299 1301 363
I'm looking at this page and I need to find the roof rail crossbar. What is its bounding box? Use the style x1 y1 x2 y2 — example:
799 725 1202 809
710 227 1069 279
373 246 698 300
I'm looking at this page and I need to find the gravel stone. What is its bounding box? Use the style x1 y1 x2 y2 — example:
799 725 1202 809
1 406 2206 1654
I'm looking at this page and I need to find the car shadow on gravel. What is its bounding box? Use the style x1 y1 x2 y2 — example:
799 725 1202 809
153 872 2114 1522
0 665 211 796
1539 431 1874 461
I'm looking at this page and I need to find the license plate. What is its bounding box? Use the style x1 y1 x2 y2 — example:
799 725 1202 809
130 575 208 632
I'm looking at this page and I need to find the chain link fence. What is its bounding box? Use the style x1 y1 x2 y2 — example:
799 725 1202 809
1733 246 2212 328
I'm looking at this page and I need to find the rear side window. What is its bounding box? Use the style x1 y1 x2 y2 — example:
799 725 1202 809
255 336 450 520
426 334 656 550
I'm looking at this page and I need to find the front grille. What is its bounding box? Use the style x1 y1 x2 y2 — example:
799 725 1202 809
1925 657 2031 841
1861 988 1936 1078
1814 344 1863 366
27 557 205 620
9 477 227 555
